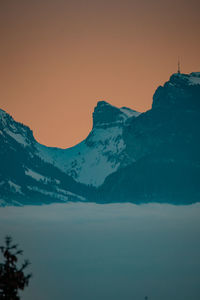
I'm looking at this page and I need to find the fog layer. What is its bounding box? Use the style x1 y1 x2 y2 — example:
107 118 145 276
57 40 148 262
0 202 200 300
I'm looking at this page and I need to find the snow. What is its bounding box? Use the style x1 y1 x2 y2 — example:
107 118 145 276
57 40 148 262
54 179 60 185
25 169 49 182
1 101 136 188
0 109 8 126
35 99 140 187
120 107 141 117
27 186 69 201
55 188 86 201
5 130 28 147
0 109 33 148
172 72 200 86
35 99 141 187
188 76 200 85
187 72 200 85
170 72 200 87
27 186 84 202
8 180 23 195
36 124 128 187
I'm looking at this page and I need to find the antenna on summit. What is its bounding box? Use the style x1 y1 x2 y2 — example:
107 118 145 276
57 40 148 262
177 57 181 74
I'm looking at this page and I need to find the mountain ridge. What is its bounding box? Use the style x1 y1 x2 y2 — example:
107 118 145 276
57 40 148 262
98 72 200 203
0 71 200 205
36 101 140 186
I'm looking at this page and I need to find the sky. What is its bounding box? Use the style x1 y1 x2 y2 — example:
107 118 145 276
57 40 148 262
0 0 200 148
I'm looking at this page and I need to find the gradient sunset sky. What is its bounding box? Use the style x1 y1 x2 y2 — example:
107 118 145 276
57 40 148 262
1 0 200 147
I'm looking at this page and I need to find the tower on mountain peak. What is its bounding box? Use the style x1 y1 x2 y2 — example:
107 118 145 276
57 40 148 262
177 57 181 74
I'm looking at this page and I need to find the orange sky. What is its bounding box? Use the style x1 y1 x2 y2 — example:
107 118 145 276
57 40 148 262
0 0 200 148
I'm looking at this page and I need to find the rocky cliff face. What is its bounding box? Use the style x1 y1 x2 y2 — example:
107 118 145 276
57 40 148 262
1 72 200 205
0 109 91 206
99 72 200 203
36 101 140 186
0 101 140 204
92 101 139 128
152 72 200 109
0 109 35 148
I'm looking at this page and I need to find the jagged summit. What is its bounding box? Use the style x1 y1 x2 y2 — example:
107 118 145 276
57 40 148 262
0 108 12 124
1 70 200 205
100 71 200 203
0 108 34 147
93 100 126 128
38 101 139 186
93 101 122 128
93 100 140 128
0 101 140 188
152 72 200 109
169 72 200 86
96 100 110 107
0 108 7 115
120 107 141 117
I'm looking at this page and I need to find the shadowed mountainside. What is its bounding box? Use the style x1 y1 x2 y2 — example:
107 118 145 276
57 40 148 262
0 72 200 205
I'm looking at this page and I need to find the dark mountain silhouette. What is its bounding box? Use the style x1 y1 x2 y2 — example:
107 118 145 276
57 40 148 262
98 72 200 203
0 72 200 205
0 109 94 205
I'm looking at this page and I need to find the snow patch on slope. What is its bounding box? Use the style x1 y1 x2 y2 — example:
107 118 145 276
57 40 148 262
120 107 141 118
8 180 24 195
35 101 140 187
171 72 200 86
27 186 85 202
188 76 200 85
1 101 139 188
25 169 49 182
36 125 128 186
5 130 28 147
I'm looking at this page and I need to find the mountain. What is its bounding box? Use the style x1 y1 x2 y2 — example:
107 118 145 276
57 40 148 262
0 101 140 205
0 109 93 206
36 101 140 186
0 71 200 205
98 72 200 203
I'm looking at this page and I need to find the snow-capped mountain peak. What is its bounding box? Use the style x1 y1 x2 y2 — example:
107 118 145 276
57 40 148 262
152 72 200 109
37 101 139 186
92 101 139 128
1 102 139 189
1 70 200 205
120 106 141 118
169 72 200 86
0 109 34 148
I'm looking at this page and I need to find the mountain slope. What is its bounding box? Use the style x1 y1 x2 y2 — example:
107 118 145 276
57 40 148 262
98 72 200 203
36 101 140 186
0 109 93 205
0 101 140 205
1 71 200 205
